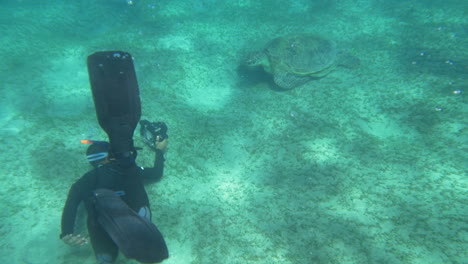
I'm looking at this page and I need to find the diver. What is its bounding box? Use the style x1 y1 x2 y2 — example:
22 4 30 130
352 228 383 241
60 51 169 264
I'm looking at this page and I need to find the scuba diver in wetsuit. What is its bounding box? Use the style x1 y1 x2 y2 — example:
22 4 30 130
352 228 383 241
60 51 169 264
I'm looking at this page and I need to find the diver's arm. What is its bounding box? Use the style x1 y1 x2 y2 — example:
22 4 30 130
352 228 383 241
153 148 165 174
141 137 167 182
62 233 87 247
141 148 165 182
60 173 94 240
60 184 82 238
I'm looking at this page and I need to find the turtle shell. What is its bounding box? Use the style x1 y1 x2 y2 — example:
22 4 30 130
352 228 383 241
265 34 337 89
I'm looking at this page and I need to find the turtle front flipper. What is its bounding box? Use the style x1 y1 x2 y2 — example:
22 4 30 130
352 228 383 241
273 71 310 90
336 52 360 69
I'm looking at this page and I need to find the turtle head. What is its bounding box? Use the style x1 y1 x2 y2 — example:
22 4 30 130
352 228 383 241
244 51 268 68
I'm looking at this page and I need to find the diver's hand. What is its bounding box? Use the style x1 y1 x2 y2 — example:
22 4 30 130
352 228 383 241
62 234 88 247
155 138 168 153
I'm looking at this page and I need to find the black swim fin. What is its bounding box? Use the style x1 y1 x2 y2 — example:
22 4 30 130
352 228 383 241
87 51 141 157
93 189 169 263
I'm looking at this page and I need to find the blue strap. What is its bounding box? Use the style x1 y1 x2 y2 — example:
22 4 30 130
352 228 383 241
115 191 126 196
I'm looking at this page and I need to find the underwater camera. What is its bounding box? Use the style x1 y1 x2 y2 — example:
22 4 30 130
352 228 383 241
140 120 168 150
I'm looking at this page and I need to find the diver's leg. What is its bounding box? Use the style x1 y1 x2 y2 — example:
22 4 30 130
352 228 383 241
96 253 114 264
87 217 118 264
122 166 151 216
93 188 168 263
138 206 151 220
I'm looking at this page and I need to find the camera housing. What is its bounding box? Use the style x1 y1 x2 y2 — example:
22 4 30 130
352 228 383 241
140 120 168 151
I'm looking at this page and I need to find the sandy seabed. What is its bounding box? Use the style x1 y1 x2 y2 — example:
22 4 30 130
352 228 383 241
0 1 466 264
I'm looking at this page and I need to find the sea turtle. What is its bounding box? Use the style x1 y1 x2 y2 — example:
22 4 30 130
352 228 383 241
245 33 359 90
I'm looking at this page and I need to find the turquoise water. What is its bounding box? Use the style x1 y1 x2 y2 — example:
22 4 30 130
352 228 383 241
0 0 466 263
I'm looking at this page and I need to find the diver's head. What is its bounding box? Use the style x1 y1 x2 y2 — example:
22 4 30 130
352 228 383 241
85 141 110 168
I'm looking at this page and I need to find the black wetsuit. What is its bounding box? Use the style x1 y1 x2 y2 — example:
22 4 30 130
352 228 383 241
60 150 165 262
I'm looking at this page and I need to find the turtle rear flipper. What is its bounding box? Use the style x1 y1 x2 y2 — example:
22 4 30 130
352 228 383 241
273 72 310 90
337 52 360 69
